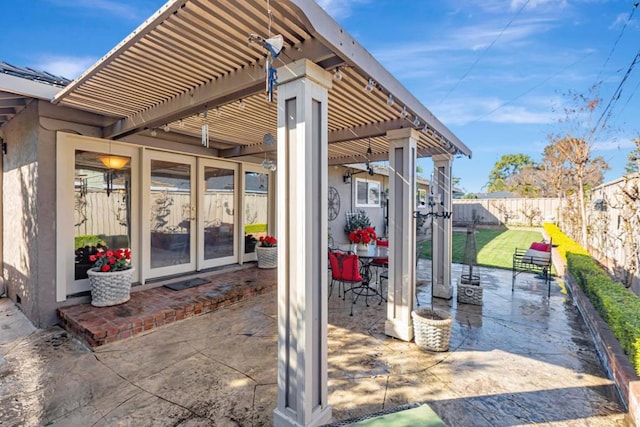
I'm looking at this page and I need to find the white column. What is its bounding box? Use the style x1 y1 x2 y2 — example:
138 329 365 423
385 128 418 342
273 59 332 427
432 154 453 299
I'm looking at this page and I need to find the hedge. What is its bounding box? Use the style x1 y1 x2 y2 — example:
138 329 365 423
547 224 640 375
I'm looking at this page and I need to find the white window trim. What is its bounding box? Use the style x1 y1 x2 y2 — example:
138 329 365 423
354 177 381 208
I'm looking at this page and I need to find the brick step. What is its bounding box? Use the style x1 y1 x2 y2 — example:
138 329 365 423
58 266 276 347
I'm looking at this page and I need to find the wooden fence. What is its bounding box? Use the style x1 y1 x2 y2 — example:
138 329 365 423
452 198 561 226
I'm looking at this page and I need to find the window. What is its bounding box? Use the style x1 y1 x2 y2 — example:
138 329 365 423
417 189 427 206
355 178 381 207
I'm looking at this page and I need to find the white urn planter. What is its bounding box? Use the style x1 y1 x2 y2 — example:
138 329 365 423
87 267 134 307
256 246 277 269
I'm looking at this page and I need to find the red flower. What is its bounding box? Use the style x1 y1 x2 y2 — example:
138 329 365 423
90 247 132 273
259 235 277 247
349 228 377 244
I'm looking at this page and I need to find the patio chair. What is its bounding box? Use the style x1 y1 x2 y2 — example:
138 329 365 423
371 238 389 285
328 249 363 316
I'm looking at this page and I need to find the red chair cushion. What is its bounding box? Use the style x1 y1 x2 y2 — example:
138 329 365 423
530 242 551 252
329 252 362 282
376 239 389 247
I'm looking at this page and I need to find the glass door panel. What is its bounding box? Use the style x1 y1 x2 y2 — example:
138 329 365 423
199 160 237 268
243 169 271 262
74 151 132 280
148 154 196 277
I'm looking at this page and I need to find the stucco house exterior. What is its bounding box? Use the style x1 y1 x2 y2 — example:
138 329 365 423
0 1 470 425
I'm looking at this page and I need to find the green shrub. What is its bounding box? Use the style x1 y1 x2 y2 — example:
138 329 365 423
344 210 371 234
566 252 640 375
543 223 589 263
546 223 640 374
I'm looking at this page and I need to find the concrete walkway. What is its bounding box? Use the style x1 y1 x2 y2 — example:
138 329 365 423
0 263 628 426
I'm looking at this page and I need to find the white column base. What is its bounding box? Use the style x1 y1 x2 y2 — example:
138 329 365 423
385 318 415 342
273 406 333 427
433 283 453 300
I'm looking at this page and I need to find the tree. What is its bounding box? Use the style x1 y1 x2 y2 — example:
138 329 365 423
548 87 610 246
487 154 535 193
625 135 640 174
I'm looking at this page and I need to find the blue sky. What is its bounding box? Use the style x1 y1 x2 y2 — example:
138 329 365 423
3 0 639 193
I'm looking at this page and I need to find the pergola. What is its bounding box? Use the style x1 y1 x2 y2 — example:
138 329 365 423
53 1 471 425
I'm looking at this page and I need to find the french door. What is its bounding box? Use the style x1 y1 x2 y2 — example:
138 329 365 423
144 151 197 279
198 159 239 269
143 152 243 279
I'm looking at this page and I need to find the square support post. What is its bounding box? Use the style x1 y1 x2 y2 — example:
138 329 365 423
385 128 418 341
273 59 333 427
432 154 453 299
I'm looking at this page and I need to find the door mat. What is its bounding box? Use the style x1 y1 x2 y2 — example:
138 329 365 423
164 277 210 291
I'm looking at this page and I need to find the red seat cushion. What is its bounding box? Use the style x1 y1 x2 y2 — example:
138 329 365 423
376 239 389 247
530 242 551 252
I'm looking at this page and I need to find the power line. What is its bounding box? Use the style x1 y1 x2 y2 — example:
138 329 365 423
469 51 593 124
592 50 640 139
596 2 639 83
437 0 530 106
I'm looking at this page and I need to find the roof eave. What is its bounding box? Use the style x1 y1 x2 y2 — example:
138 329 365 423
0 73 63 100
287 0 471 157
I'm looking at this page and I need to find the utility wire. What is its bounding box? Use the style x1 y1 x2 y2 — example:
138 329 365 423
592 50 640 139
469 51 593 124
596 2 639 83
437 0 530 105
619 73 640 113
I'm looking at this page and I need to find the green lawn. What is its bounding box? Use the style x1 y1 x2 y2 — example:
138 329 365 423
417 228 544 270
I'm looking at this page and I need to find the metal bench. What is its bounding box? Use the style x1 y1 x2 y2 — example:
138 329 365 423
512 239 552 296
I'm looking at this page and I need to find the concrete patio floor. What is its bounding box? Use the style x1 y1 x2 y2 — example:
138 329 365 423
0 261 629 426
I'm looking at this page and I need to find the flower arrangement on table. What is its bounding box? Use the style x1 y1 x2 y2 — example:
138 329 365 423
259 235 277 247
349 227 377 245
89 248 132 272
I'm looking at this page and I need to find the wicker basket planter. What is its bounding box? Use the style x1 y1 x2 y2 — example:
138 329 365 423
458 280 483 306
256 246 277 269
87 267 134 307
411 308 453 352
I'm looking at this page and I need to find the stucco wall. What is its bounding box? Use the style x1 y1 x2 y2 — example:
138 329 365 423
3 101 104 327
328 167 387 245
3 102 41 324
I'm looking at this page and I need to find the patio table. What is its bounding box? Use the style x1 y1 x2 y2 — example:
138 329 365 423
338 244 388 306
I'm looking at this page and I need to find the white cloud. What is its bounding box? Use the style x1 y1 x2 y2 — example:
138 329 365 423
433 96 555 125
593 137 637 151
315 0 371 20
35 56 97 80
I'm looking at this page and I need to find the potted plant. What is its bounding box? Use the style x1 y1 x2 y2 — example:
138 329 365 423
87 248 133 307
349 227 377 251
256 235 277 269
344 210 371 235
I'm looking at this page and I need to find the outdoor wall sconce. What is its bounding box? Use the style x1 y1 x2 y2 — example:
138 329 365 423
343 172 352 184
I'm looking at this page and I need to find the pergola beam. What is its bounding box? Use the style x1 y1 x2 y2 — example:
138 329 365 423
103 39 334 140
218 119 408 158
